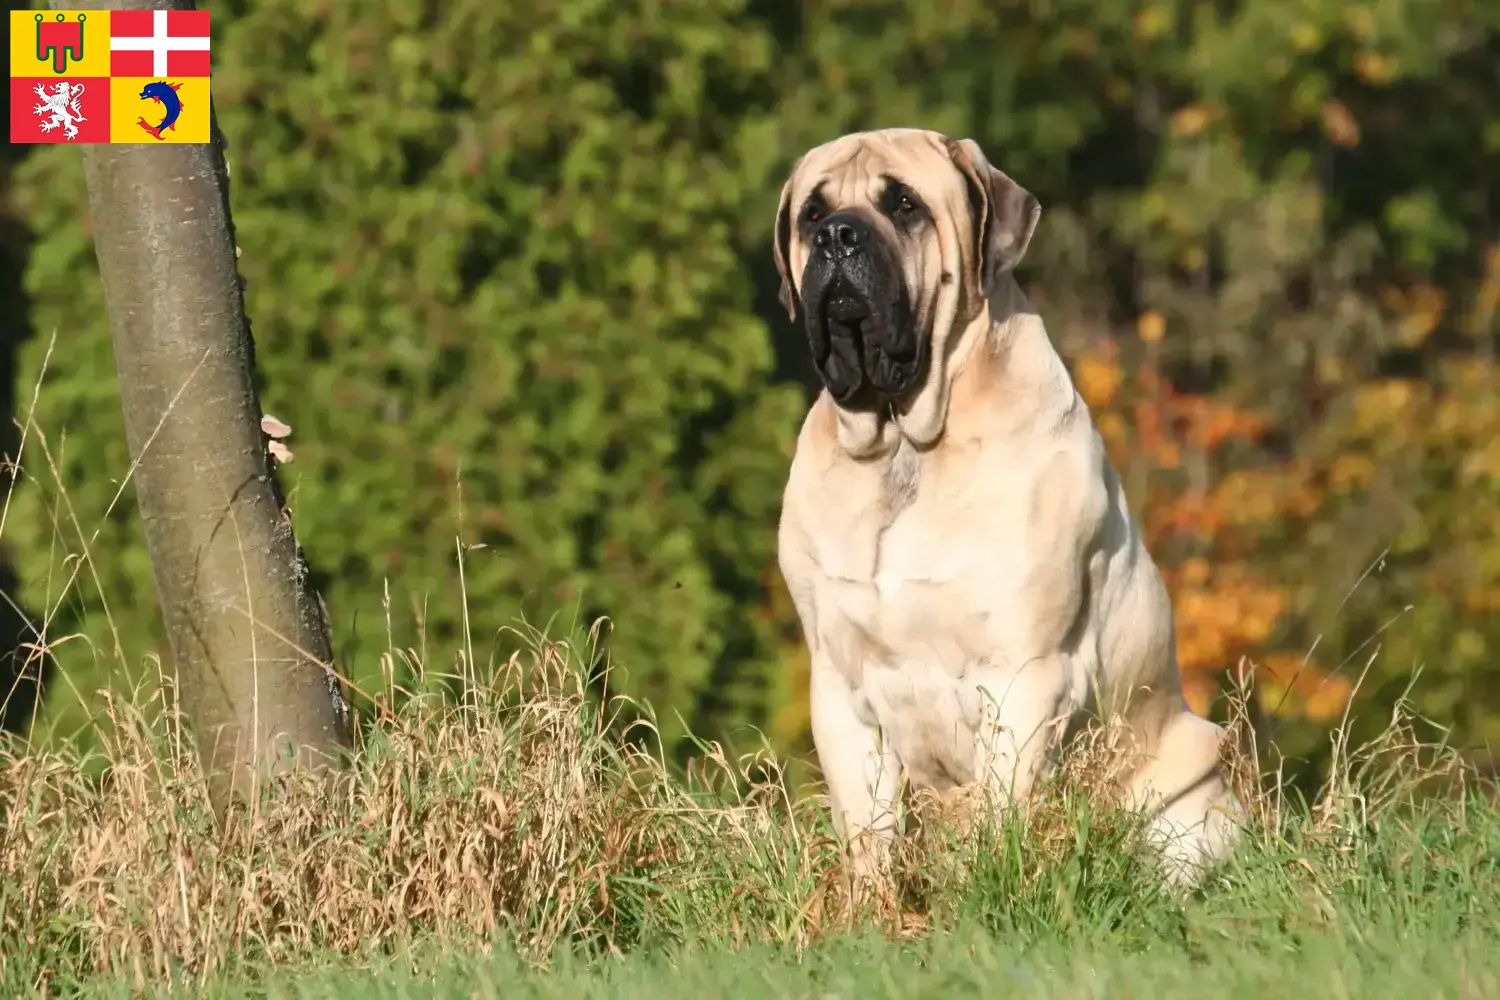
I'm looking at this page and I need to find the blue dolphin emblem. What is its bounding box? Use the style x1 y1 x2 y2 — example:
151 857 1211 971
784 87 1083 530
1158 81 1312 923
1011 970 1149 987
137 80 183 140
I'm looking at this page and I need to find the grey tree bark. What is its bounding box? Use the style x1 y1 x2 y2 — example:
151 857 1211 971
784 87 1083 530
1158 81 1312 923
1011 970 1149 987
52 0 350 810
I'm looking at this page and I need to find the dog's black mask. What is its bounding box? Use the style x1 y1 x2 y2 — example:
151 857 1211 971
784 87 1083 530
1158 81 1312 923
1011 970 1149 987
796 210 924 407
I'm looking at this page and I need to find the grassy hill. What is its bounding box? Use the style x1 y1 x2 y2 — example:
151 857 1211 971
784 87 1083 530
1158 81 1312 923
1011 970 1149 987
2 629 1494 998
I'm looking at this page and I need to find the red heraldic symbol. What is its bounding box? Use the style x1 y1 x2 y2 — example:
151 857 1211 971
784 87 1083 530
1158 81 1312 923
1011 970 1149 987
10 77 109 143
108 9 210 78
35 11 85 73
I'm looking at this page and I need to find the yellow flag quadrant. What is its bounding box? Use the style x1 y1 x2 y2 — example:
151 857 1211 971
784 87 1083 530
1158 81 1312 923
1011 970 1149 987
9 9 111 78
109 76 210 144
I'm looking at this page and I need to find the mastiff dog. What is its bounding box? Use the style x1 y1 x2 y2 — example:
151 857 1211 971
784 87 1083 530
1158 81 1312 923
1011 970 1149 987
773 128 1240 889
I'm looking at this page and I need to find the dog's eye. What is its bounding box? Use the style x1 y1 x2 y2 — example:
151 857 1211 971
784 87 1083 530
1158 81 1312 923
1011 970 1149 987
881 182 925 223
802 204 824 225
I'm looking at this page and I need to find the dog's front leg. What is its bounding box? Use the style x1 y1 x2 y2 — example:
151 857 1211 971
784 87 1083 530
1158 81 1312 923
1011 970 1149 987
969 661 1071 813
809 656 902 898
966 447 1107 816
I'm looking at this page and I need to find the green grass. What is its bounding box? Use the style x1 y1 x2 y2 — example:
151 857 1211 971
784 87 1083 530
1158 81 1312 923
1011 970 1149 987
3 628 1496 999
62 791 1500 998
274 795 1497 1000
257 918 1499 1000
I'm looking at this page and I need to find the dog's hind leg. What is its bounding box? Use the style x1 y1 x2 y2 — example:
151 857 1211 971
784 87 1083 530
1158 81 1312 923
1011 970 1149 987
1124 708 1242 888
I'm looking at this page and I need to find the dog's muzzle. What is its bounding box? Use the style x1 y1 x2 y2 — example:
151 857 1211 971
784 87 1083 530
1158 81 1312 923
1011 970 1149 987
800 212 922 405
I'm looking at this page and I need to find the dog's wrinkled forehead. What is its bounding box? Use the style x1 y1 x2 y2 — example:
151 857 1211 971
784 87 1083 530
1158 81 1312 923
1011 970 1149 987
789 129 966 215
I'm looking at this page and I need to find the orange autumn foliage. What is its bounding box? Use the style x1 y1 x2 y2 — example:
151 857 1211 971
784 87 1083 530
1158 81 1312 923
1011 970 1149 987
1081 346 1348 722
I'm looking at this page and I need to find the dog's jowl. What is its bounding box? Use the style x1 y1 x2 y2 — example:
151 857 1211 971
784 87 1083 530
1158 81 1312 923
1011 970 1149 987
773 128 1241 889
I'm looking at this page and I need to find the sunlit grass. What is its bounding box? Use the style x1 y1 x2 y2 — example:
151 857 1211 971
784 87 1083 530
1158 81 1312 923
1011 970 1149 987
0 618 1495 997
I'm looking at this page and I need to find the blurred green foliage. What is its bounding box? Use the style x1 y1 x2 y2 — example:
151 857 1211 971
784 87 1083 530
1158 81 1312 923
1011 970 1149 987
4 0 1499 776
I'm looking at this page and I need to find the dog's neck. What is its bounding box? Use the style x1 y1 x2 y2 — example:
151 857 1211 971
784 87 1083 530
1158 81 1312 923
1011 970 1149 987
830 276 1074 459
944 278 1077 437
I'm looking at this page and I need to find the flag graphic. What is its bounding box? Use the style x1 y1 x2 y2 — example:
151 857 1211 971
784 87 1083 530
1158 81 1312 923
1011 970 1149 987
9 8 211 144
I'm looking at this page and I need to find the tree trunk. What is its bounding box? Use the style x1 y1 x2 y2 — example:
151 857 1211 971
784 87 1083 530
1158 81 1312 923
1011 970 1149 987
54 0 349 810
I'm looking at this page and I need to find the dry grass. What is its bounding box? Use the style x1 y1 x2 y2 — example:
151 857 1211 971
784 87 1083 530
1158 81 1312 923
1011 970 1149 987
1 627 822 993
1 618 1485 997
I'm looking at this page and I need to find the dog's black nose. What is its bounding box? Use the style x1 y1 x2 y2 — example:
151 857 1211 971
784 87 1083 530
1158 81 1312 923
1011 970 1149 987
812 213 870 258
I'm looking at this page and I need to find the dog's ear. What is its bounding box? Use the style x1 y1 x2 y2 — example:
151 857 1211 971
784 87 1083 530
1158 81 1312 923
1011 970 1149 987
946 137 1041 297
772 167 800 322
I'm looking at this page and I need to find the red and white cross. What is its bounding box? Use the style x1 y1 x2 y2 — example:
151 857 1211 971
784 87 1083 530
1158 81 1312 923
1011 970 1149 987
109 9 211 78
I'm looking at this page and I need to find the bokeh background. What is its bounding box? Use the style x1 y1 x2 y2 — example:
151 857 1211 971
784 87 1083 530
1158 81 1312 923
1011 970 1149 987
2 0 1498 791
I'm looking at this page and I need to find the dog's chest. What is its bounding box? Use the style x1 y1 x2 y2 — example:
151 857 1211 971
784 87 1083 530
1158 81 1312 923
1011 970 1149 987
806 438 1038 675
